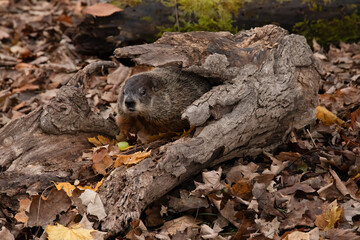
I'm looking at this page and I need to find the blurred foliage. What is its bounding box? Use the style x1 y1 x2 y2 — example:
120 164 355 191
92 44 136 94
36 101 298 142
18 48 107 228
111 0 142 8
159 0 244 34
293 12 360 47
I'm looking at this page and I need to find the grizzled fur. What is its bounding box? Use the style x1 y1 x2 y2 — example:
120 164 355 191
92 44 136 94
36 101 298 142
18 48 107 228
117 67 211 140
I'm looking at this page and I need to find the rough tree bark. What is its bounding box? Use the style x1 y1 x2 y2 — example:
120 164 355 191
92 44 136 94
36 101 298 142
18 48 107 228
0 61 118 213
99 24 320 235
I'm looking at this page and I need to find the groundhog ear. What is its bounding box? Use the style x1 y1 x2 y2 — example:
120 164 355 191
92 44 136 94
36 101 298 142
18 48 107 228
151 79 161 92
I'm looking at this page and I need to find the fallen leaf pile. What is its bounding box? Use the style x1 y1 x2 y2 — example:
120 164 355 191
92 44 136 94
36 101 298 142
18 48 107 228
1 0 360 239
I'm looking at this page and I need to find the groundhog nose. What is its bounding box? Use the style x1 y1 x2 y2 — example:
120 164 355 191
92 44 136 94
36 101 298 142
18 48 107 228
125 99 136 112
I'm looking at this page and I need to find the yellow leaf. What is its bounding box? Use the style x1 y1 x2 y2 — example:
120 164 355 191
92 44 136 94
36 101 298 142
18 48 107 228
316 106 345 126
315 200 343 230
97 135 112 145
54 180 104 195
46 223 95 240
114 150 151 167
53 182 76 197
88 135 114 147
88 137 102 147
352 173 360 181
78 178 104 192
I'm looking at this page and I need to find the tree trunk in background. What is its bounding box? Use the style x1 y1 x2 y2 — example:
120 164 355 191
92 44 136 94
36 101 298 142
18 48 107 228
69 0 359 56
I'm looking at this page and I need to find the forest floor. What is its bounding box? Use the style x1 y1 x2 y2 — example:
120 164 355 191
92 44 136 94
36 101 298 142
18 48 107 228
1 1 360 240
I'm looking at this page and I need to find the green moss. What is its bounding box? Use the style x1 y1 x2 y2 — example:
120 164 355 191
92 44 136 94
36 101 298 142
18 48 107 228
158 0 244 34
140 16 152 22
293 12 360 46
111 0 142 8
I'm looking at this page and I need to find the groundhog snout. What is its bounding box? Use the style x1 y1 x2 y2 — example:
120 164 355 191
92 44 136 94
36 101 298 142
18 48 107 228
125 97 136 112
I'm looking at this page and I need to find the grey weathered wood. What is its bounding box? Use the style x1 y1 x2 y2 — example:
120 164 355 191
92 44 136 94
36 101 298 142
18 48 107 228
100 25 320 235
0 61 118 203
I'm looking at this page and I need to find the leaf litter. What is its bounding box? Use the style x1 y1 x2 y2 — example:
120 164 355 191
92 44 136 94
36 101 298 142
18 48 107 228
1 0 360 239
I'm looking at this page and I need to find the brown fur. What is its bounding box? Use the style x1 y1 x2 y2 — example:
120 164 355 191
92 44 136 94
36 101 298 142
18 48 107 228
117 67 211 141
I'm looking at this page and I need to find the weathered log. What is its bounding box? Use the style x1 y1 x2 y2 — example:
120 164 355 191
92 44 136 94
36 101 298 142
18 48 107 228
0 61 118 211
99 25 320 235
70 0 359 56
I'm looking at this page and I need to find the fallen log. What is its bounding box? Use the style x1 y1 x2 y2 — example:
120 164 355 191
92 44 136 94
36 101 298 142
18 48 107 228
0 61 118 214
0 24 320 237
99 24 320 235
70 0 359 56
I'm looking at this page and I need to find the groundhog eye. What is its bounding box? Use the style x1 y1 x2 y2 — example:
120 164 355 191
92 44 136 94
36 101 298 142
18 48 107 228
139 88 146 96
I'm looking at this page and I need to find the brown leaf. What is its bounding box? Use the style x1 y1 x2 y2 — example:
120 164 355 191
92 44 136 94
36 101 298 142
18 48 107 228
144 205 164 227
230 178 252 200
83 3 122 17
322 228 360 240
279 182 316 195
329 168 349 196
0 226 15 240
12 83 40 93
160 216 200 236
315 200 343 231
168 189 209 212
27 189 72 227
92 147 114 175
14 198 31 224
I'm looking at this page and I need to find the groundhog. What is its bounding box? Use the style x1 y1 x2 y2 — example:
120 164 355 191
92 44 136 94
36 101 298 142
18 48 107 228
117 67 212 141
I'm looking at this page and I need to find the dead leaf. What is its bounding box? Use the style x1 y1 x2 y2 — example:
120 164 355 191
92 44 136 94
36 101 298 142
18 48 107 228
125 219 148 240
79 189 106 221
282 230 310 240
0 226 15 240
12 83 40 93
316 106 345 126
78 178 104 192
92 147 114 175
315 200 343 231
54 182 77 197
14 198 31 224
329 168 349 196
46 223 94 240
160 216 200 236
321 228 360 240
27 189 72 227
210 195 240 228
144 205 164 227
114 150 151 167
83 3 122 17
254 217 280 239
45 215 105 240
342 199 360 225
200 224 223 239
191 168 224 197
168 189 209 212
88 135 113 147
230 178 252 200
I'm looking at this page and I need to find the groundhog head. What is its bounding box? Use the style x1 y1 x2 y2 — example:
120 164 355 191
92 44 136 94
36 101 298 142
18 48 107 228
118 74 160 116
